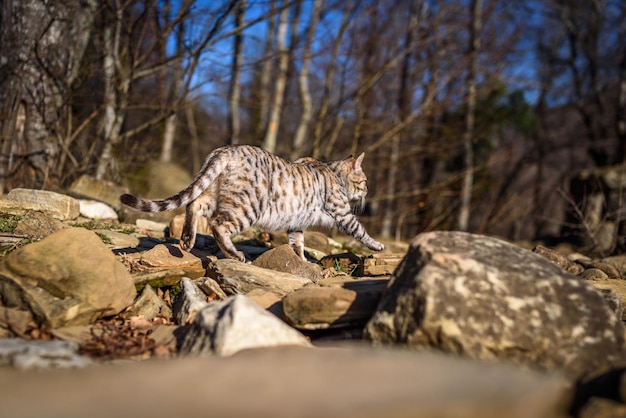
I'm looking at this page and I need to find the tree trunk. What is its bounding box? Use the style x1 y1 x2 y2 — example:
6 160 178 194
96 16 128 180
312 0 352 159
380 1 419 239
291 0 322 159
160 3 187 163
263 0 290 153
457 0 482 232
256 0 277 140
228 0 246 145
0 0 96 190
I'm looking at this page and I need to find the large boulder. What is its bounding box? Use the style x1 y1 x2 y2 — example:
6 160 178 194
0 228 136 328
365 231 626 379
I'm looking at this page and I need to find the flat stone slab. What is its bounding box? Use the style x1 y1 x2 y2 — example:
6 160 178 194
283 279 389 330
0 188 80 220
0 346 568 418
207 259 312 297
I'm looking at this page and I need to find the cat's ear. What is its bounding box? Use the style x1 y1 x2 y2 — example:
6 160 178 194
352 152 365 171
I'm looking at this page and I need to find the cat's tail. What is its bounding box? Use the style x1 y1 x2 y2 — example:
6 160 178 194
119 146 231 212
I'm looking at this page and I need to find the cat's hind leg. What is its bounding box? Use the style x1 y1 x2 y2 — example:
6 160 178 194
288 230 306 261
181 198 215 251
180 200 200 251
210 214 247 262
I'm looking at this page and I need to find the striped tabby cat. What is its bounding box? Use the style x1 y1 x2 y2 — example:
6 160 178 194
120 145 384 262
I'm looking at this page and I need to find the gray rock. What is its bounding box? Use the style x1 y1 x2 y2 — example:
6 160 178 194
0 188 80 220
207 259 311 297
121 284 172 321
252 244 323 282
365 231 626 379
0 338 91 369
0 228 137 328
0 346 568 418
172 278 210 325
178 295 311 356
78 199 118 220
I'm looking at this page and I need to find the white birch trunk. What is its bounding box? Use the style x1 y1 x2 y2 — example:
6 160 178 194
291 0 323 159
263 0 290 153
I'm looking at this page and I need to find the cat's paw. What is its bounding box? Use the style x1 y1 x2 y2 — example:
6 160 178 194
367 240 385 252
181 235 195 251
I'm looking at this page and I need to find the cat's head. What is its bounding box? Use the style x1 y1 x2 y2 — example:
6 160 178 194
340 152 368 205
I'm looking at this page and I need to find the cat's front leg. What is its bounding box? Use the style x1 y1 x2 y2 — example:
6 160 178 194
335 213 385 252
287 229 306 261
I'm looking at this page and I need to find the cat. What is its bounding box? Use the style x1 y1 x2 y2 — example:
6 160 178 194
120 144 384 262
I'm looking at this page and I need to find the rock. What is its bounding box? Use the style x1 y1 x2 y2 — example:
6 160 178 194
78 199 118 220
121 284 172 320
178 295 312 357
533 245 585 275
207 259 312 297
602 255 626 275
0 188 80 220
579 398 626 418
252 244 323 282
303 231 333 254
138 243 206 279
245 288 281 310
0 338 91 370
282 279 389 330
363 253 404 276
593 288 623 319
195 277 227 301
132 269 188 290
0 228 137 328
136 219 169 234
0 346 569 417
0 307 34 338
579 268 609 280
320 252 363 276
68 174 129 210
365 231 626 379
172 278 210 325
585 277 626 320
97 229 140 250
578 260 622 279
12 211 64 237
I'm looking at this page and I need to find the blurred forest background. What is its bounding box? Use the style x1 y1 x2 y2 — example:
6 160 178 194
1 0 625 254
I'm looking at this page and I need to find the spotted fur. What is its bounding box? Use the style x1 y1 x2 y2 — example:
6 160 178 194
120 145 384 262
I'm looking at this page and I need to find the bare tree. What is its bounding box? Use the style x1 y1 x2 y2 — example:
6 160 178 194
291 0 323 159
380 0 422 238
228 0 247 145
263 0 292 153
95 0 238 179
312 0 354 159
457 0 483 231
